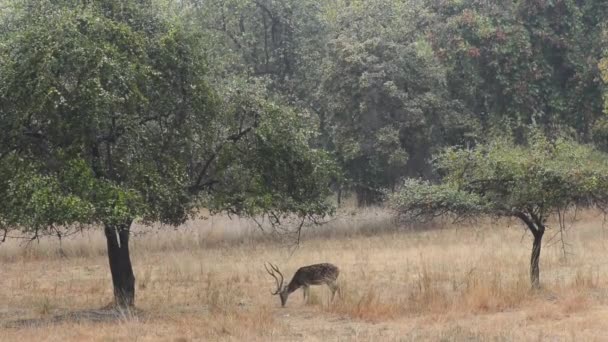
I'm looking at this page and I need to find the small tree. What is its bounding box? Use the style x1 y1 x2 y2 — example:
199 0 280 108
0 0 335 308
390 134 608 288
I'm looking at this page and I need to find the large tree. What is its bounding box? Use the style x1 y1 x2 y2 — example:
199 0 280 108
0 0 335 308
429 0 606 140
189 0 326 100
390 134 608 288
593 52 608 148
319 0 477 205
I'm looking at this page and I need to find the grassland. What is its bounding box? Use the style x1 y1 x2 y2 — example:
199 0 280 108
2 208 608 341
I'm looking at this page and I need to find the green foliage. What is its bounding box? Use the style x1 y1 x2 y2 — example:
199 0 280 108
388 179 484 222
0 155 95 230
430 0 606 139
191 0 325 96
600 53 608 114
594 28 608 148
191 0 608 206
0 0 335 237
390 133 608 222
0 0 205 228
201 79 337 220
319 0 476 203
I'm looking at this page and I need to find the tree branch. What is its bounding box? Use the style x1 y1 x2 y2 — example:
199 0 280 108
252 0 275 20
513 210 541 237
529 209 545 231
189 126 256 193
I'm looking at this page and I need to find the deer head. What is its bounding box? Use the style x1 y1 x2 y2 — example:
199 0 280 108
265 262 289 306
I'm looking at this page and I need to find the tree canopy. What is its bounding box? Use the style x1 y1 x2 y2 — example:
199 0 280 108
318 0 477 205
187 0 608 204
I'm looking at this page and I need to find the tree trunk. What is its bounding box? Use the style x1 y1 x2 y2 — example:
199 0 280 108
514 211 546 289
104 220 135 308
530 229 544 289
355 185 380 207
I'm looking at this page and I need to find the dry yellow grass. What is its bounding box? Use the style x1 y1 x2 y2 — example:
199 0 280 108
2 208 608 341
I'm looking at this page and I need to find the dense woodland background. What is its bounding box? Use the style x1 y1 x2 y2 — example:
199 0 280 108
189 0 608 205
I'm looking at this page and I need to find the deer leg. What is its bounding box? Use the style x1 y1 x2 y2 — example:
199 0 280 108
327 281 342 302
329 282 338 301
303 286 309 302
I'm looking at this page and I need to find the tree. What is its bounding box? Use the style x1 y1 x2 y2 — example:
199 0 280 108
319 0 477 205
429 0 606 140
0 0 335 308
389 134 608 288
602 55 608 115
189 0 326 99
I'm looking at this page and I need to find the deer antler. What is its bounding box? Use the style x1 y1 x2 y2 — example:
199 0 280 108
264 262 284 295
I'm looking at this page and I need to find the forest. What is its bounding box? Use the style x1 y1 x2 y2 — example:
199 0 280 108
1 0 608 340
192 0 608 204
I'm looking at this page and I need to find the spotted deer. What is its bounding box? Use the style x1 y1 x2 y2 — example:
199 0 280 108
265 262 340 307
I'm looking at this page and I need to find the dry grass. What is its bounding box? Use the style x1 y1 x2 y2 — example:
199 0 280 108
2 208 608 341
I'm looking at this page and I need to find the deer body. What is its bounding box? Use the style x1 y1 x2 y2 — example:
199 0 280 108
266 263 340 307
